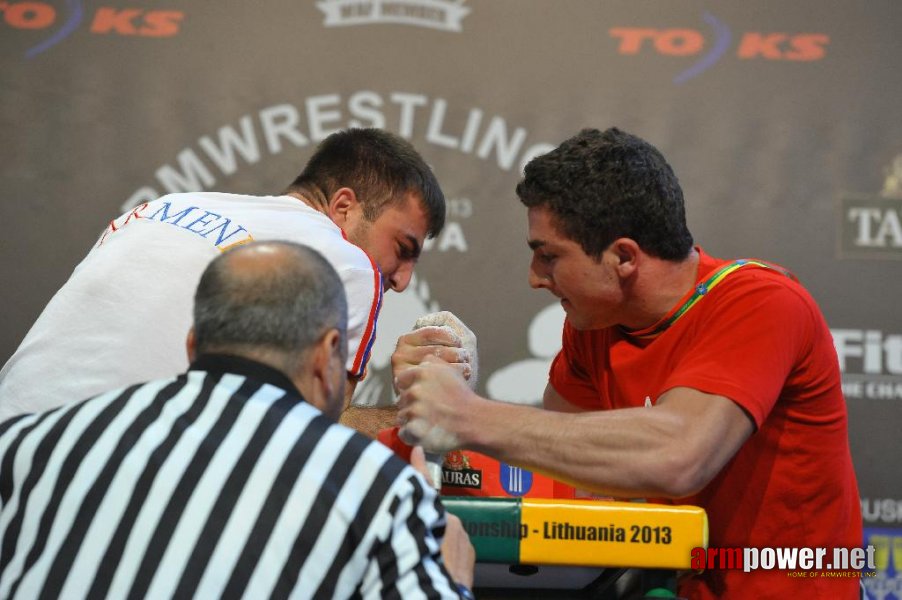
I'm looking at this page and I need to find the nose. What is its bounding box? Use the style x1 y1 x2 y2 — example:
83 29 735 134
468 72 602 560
528 258 549 290
386 263 413 292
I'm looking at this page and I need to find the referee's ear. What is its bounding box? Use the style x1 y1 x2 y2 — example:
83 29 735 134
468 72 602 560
185 328 198 363
307 328 346 420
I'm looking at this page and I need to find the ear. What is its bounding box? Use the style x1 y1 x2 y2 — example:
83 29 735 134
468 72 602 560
186 327 198 362
309 328 346 417
610 238 640 278
326 187 360 229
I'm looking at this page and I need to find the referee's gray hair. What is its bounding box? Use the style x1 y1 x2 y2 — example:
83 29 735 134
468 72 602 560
192 241 348 363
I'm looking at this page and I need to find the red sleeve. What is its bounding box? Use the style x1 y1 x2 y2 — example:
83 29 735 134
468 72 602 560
548 319 606 410
663 273 817 427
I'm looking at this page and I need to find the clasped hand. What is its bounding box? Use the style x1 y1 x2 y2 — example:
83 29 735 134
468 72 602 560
392 313 478 454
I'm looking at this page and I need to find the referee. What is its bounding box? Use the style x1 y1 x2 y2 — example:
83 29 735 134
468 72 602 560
0 241 475 599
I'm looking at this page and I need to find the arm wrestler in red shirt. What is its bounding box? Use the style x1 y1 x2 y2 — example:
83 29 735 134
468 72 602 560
393 127 863 600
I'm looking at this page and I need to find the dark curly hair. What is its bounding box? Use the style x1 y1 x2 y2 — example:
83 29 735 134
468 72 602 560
516 127 693 260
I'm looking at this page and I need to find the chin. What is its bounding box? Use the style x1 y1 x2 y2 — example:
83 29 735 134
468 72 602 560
566 314 592 331
568 313 610 332
562 302 608 331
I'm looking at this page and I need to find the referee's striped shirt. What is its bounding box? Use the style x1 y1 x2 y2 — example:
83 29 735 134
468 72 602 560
0 354 463 599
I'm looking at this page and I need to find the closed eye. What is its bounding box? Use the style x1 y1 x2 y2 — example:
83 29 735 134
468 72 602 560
398 237 420 261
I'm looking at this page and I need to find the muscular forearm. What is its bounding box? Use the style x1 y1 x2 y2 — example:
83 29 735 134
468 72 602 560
340 405 399 439
462 395 695 498
396 360 754 500
338 375 399 439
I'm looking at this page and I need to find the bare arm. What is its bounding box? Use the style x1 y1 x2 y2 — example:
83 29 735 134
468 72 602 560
338 376 401 439
343 375 359 412
397 359 755 499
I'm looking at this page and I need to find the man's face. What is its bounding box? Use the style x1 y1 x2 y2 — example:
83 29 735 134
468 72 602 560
527 205 624 330
346 192 429 293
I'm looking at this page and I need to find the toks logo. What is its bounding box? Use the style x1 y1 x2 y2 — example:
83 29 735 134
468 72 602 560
1 1 184 59
610 12 829 83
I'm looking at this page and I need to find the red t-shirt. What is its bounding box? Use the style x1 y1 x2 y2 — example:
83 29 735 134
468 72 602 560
549 248 862 599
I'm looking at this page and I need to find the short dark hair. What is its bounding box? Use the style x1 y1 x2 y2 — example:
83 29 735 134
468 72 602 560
286 128 445 238
193 241 348 364
516 127 693 260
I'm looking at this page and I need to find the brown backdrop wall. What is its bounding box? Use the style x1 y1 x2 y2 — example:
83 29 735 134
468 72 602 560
2 1 901 592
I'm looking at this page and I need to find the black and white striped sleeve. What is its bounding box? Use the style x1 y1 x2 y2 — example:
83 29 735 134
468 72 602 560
360 467 463 599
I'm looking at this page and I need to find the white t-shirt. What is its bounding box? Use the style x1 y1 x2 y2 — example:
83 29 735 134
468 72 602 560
0 192 384 420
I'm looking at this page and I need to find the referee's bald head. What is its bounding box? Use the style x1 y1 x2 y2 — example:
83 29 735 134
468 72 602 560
191 241 348 373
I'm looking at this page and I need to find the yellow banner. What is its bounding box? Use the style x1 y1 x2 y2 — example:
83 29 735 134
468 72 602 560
519 500 708 569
